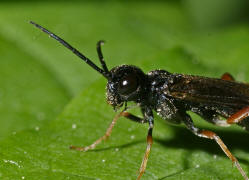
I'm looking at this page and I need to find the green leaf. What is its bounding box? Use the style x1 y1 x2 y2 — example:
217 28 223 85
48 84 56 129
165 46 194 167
0 1 249 180
0 34 70 139
1 50 249 179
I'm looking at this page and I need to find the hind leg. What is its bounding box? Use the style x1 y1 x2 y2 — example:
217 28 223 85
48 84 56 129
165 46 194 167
196 106 249 130
220 73 249 129
227 107 249 124
182 113 248 180
221 72 235 81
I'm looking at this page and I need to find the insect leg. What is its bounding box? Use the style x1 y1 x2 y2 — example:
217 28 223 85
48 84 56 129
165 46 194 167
70 110 126 151
227 106 249 124
121 112 148 123
221 72 235 81
183 113 248 180
70 110 147 151
137 108 154 180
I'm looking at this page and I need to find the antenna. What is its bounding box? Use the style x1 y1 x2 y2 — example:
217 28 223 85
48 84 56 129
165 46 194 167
30 21 111 79
97 40 109 74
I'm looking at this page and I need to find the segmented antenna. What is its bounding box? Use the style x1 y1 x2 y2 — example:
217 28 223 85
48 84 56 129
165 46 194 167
30 21 111 79
97 40 109 74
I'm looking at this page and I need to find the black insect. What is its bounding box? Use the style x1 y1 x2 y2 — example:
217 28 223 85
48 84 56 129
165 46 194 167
30 21 249 180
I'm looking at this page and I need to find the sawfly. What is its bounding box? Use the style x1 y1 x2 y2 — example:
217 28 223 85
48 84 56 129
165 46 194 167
30 21 249 180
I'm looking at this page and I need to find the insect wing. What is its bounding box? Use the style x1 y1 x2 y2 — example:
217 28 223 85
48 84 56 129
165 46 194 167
169 74 249 109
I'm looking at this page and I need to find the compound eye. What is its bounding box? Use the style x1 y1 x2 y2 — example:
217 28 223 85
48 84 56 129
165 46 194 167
118 73 138 95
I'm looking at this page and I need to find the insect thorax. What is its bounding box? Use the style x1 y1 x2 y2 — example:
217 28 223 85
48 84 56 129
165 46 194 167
147 70 181 124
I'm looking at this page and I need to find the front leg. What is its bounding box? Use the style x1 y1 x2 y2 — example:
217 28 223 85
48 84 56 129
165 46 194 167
70 107 154 180
70 110 147 151
70 110 124 151
100 108 154 180
137 107 154 180
121 111 148 124
182 113 248 180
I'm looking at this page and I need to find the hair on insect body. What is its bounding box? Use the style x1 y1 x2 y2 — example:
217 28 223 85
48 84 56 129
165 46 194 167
30 21 249 180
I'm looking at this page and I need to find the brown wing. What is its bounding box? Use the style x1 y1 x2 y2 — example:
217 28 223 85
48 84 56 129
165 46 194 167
169 74 249 109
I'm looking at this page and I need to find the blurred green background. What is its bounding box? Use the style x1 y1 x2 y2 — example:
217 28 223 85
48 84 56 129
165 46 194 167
0 0 249 179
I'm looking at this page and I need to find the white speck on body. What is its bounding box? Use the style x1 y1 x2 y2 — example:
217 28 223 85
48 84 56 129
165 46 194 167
195 164 200 168
130 135 135 139
3 159 21 168
115 148 119 152
102 159 106 162
72 124 77 129
24 151 27 154
213 154 217 159
22 176 25 179
35 126 40 131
